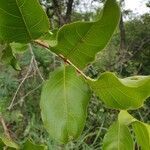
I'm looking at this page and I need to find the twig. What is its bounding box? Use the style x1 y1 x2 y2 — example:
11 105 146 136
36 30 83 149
59 54 94 81
28 44 45 81
34 40 94 81
7 57 34 110
11 83 43 108
0 115 11 139
34 40 50 49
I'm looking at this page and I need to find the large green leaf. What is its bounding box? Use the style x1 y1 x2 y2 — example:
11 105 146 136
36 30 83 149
102 121 134 150
50 0 120 69
0 0 49 43
132 122 150 150
40 65 91 143
88 72 150 110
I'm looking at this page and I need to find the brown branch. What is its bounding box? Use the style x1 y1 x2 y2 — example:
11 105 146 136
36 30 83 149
34 40 50 49
34 40 94 81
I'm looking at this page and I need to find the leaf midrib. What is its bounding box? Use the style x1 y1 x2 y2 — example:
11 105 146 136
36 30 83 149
16 0 32 39
64 2 118 59
65 22 94 58
117 122 120 150
63 66 69 136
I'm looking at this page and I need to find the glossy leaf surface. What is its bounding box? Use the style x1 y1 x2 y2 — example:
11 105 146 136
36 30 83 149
88 72 150 109
51 0 120 69
0 0 49 43
40 65 91 143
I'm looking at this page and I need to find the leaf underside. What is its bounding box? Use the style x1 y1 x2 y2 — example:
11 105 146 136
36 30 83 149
40 65 91 143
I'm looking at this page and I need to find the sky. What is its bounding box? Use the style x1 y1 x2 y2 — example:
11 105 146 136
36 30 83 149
125 0 149 15
78 0 149 15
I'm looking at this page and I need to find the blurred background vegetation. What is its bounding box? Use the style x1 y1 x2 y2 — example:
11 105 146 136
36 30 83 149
0 0 150 149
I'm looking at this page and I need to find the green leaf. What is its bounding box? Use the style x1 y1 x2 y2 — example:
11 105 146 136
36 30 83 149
0 0 49 43
10 42 28 53
0 135 19 149
0 138 5 149
88 72 150 110
41 29 58 47
1 44 21 70
102 121 134 150
22 140 47 150
51 0 120 69
118 111 150 150
132 122 150 150
118 110 135 125
40 65 91 143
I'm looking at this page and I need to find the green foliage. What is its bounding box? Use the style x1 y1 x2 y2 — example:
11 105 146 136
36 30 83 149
0 137 47 150
10 43 28 53
132 122 150 150
22 140 47 150
92 13 150 76
41 30 58 47
0 0 49 43
0 136 19 149
125 14 150 75
51 0 120 69
1 44 21 70
88 72 150 109
40 65 91 143
103 111 150 150
102 121 134 150
0 0 149 149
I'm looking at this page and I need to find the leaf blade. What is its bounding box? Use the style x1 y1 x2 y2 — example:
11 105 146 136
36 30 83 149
40 65 91 143
132 122 150 150
88 72 150 110
51 0 120 69
102 121 134 150
0 0 49 43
